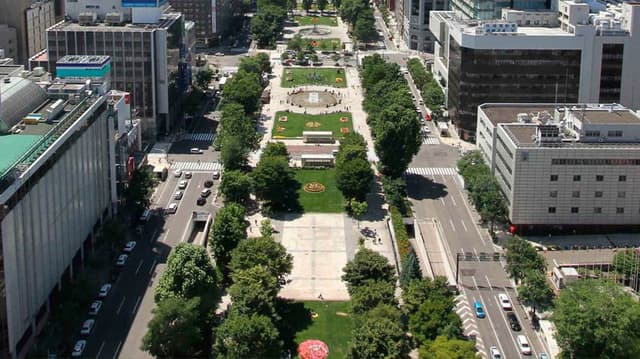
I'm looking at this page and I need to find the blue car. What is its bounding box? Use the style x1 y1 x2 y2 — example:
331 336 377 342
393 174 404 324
475 301 486 318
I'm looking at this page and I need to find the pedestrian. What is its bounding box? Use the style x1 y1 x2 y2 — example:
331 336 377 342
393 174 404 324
255 219 258 225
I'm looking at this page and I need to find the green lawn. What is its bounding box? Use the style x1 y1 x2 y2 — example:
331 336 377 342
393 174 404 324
273 111 353 139
307 38 342 52
295 169 345 213
295 15 338 26
282 68 347 88
280 301 353 358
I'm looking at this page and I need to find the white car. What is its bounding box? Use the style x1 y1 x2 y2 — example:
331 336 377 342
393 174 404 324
123 241 136 253
423 126 431 134
215 52 224 56
98 283 112 298
116 254 128 267
517 335 532 355
80 319 95 335
184 171 193 179
200 188 211 198
498 293 512 310
71 340 86 357
178 180 188 189
88 300 102 315
174 190 184 200
173 169 182 177
190 147 203 154
166 203 178 214
489 346 501 359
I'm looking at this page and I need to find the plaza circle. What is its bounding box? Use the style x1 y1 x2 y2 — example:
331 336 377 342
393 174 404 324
289 91 339 108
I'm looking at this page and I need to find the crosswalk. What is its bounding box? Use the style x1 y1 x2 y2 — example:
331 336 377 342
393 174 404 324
171 161 223 172
423 136 440 145
405 167 457 176
182 133 216 142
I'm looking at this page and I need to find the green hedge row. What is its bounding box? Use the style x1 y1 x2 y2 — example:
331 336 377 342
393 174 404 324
390 206 411 263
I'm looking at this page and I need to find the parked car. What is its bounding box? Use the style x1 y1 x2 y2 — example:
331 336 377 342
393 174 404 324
201 188 211 197
507 311 521 331
204 180 214 188
98 283 112 298
185 171 192 179
517 335 532 355
215 52 224 56
178 180 188 189
190 147 203 154
123 241 136 253
489 346 501 359
88 300 102 315
166 203 178 214
474 301 486 318
173 169 182 178
116 254 128 267
498 293 512 310
174 190 184 200
212 170 221 180
197 197 207 206
539 353 549 359
80 319 95 335
71 340 86 357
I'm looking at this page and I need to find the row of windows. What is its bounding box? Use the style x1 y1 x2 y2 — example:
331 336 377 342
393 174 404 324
550 190 626 198
548 207 627 214
550 174 626 182
551 159 640 166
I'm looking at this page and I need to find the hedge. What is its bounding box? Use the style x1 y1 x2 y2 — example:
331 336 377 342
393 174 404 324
390 206 411 263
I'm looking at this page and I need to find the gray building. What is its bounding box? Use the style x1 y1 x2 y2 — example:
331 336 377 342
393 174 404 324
0 0 55 65
397 0 448 52
0 25 17 61
168 0 242 46
449 0 549 19
477 103 640 233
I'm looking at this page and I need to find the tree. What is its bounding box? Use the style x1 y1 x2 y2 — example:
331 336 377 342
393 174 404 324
400 248 422 288
418 335 477 359
262 141 290 159
213 313 281 359
251 155 300 210
340 0 367 25
423 82 445 110
142 297 204 359
348 316 407 359
229 266 279 317
518 270 553 315
220 135 249 171
456 150 485 178
477 179 508 231
219 170 252 204
402 277 452 315
287 34 306 52
612 248 640 284
126 166 158 211
349 199 368 229
260 218 274 238
154 244 217 306
374 104 422 178
218 102 259 151
222 70 263 115
353 8 377 43
382 176 408 213
229 236 293 286
504 237 546 284
195 68 213 89
251 4 286 48
553 279 640 359
351 280 397 314
342 248 396 294
409 296 462 343
336 158 373 201
317 0 328 12
239 53 272 76
302 0 313 13
210 203 247 273
332 0 342 11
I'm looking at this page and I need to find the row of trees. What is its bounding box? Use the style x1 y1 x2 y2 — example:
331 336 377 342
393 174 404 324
339 0 377 43
406 58 445 120
456 150 508 231
336 132 373 214
252 0 287 48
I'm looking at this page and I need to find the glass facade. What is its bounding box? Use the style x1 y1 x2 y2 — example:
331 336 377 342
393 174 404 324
599 43 624 104
447 37 581 137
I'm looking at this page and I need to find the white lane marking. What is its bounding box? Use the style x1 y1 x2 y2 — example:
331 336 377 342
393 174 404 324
96 341 105 358
135 260 144 275
148 259 157 275
474 248 479 259
440 197 446 205
449 219 457 232
113 341 122 359
485 275 493 290
132 296 142 315
461 219 468 232
494 295 524 358
160 229 171 242
116 297 126 315
451 195 457 206
472 276 479 291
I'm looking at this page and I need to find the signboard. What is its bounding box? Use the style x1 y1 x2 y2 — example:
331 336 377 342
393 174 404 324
121 0 167 8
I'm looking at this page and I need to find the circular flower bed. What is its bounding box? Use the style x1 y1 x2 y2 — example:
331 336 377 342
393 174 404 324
279 116 288 122
340 127 350 134
339 116 348 123
305 121 321 128
335 77 343 83
303 182 326 193
310 40 319 47
298 340 329 359
276 126 286 132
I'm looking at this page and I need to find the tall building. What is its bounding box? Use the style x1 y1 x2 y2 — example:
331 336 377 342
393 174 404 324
449 0 550 19
396 0 448 52
168 0 242 46
0 0 55 65
0 63 121 357
477 103 640 233
0 25 17 61
430 1 640 139
43 4 190 138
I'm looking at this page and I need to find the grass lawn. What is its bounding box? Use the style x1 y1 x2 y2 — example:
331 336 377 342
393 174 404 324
295 15 338 26
307 38 342 52
273 111 353 139
282 68 347 88
295 169 345 213
280 301 353 358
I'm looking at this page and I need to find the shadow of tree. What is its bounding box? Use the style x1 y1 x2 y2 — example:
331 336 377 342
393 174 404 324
405 173 449 201
276 299 314 353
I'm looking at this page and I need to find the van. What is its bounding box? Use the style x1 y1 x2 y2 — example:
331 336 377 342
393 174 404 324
517 335 532 355
139 209 151 222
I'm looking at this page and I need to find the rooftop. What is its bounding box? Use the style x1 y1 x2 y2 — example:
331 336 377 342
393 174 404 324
57 55 111 66
49 13 181 32
480 104 557 126
580 109 640 125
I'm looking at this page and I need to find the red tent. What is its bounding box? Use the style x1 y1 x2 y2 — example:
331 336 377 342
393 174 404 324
298 339 329 359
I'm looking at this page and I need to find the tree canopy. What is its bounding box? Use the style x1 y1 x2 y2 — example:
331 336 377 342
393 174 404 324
209 203 247 273
342 248 396 294
220 135 249 172
418 335 477 359
504 237 546 284
409 295 462 343
351 280 397 314
219 170 252 204
126 166 158 211
353 8 377 43
251 154 300 211
347 316 407 359
229 266 280 318
222 70 263 115
518 270 553 315
195 68 213 89
229 236 293 286
251 4 286 48
213 312 282 359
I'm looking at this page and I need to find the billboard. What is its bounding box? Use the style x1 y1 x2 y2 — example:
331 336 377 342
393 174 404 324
122 0 167 7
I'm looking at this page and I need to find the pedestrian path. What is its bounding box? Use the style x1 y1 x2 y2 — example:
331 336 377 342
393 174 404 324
422 136 440 145
170 161 222 172
406 167 457 176
182 133 215 142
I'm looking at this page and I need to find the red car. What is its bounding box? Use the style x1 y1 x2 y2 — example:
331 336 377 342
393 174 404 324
425 113 432 121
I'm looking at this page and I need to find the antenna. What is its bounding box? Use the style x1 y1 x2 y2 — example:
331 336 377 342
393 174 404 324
554 82 558 109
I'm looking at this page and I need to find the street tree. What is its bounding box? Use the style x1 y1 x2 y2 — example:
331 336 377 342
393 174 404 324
374 104 422 178
476 179 508 231
229 236 293 286
456 150 485 178
347 316 407 359
553 279 640 359
423 82 445 110
418 335 477 359
351 280 397 314
339 0 367 25
262 141 290 159
251 5 287 48
259 218 274 238
342 247 396 294
229 266 280 317
504 237 546 284
210 203 247 273
287 34 306 52
402 277 452 315
336 157 373 201
239 53 272 76
349 199 368 229
142 297 204 359
382 176 408 214
213 313 281 359
218 102 259 151
126 165 158 211
302 0 313 13
317 0 328 12
219 170 252 204
332 0 342 10
409 295 462 343
251 155 300 210
195 68 214 89
353 8 377 44
518 270 553 315
400 248 423 288
222 70 263 115
220 135 249 171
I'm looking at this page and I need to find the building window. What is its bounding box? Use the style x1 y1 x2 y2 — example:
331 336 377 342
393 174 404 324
548 207 556 213
594 207 602 214
550 174 558 181
571 207 579 213
616 207 625 214
573 175 581 181
596 175 604 181
549 191 558 198
619 175 627 182
572 191 580 198
595 191 603 198
618 191 626 198
608 130 623 137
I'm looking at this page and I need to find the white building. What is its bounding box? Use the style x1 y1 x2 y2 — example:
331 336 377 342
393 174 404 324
395 0 448 52
477 102 640 233
430 1 640 139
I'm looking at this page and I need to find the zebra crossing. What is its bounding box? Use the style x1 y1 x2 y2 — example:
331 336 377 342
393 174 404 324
171 161 223 172
422 136 440 145
405 167 458 176
182 132 216 142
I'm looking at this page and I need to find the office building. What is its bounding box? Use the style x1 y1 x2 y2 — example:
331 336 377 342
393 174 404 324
396 0 448 52
449 0 549 19
0 62 121 357
25 0 55 59
0 0 55 65
168 0 242 46
430 1 640 140
43 7 189 138
477 102 640 233
0 25 17 61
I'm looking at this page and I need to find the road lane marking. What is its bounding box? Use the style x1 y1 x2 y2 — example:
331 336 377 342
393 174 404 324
461 219 468 232
474 248 479 259
148 259 157 275
485 275 493 290
494 295 525 358
113 341 122 359
135 260 144 275
449 219 456 232
483 296 508 359
472 276 479 291
116 297 126 315
440 197 446 205
132 296 142 315
160 229 171 242
96 341 105 358
450 196 457 206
